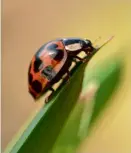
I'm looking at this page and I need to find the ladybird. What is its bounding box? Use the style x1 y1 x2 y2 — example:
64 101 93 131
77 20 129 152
28 37 113 103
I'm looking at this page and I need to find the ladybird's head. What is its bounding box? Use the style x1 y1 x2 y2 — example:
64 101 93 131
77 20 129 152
81 39 95 53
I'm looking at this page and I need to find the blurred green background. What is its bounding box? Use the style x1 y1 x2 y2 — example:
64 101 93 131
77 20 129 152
2 0 131 152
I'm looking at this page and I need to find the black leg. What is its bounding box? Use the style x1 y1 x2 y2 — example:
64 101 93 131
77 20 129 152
49 87 55 92
72 58 77 63
84 50 92 56
74 56 84 61
45 87 55 103
74 55 87 63
64 70 70 82
72 56 84 64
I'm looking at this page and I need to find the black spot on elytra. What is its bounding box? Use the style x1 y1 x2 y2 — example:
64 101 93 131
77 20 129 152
47 44 58 50
41 66 56 81
32 80 42 93
28 63 31 73
29 73 33 84
53 49 64 61
34 58 43 73
47 43 64 61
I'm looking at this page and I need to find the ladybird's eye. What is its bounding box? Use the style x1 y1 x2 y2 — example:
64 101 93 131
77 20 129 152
84 39 92 46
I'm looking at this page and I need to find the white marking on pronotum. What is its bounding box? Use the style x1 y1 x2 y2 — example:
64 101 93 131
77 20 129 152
65 43 82 51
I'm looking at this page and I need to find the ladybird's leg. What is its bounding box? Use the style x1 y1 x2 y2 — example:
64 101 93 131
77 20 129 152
74 56 83 61
72 57 84 64
72 58 77 63
74 55 86 63
83 50 89 57
45 87 55 103
64 70 70 82
49 87 55 92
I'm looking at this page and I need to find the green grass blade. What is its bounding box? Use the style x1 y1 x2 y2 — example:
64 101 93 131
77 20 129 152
4 50 123 153
88 60 122 128
4 61 87 153
51 58 123 153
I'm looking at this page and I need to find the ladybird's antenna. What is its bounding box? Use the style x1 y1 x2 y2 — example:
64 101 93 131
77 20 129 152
93 36 101 45
95 35 114 50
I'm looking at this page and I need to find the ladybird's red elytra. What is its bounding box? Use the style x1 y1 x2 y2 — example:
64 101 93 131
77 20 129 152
28 37 114 102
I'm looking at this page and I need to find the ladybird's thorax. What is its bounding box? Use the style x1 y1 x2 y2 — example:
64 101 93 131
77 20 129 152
62 38 95 53
62 38 83 53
